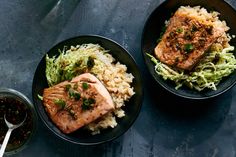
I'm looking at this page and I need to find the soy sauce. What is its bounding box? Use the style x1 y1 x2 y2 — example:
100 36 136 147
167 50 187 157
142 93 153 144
0 97 33 151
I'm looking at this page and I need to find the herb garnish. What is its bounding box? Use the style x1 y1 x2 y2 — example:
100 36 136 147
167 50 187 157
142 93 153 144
176 27 183 33
68 88 81 100
73 92 81 100
191 25 198 32
82 82 89 90
54 99 66 110
87 56 95 69
82 98 96 110
65 84 71 91
69 88 75 98
37 94 43 100
184 43 194 53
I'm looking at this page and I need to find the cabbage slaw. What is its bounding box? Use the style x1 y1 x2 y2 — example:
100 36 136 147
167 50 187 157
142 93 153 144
147 46 236 91
46 44 112 87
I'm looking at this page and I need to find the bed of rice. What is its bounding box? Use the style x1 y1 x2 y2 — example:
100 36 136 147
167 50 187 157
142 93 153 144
46 44 135 134
84 45 135 134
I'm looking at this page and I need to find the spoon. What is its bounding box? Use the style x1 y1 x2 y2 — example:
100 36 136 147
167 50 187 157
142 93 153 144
0 113 27 157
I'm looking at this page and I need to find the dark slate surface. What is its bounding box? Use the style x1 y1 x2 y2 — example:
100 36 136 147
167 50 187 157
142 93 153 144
1 0 236 156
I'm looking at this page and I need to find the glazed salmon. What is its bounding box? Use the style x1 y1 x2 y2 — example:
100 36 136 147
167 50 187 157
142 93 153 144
43 73 115 134
155 7 225 70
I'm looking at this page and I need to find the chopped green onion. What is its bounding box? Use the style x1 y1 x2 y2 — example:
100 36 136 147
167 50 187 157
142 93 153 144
68 88 80 100
82 98 95 110
74 92 81 100
184 43 194 53
54 99 66 109
37 94 43 100
82 82 89 90
69 88 75 98
191 25 198 32
65 84 71 91
176 27 183 33
87 56 95 69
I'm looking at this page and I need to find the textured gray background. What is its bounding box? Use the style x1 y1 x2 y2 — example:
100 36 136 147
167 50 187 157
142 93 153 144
1 0 236 156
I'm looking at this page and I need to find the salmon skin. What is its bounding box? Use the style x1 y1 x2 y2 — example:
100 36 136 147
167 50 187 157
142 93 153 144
155 8 224 70
43 73 115 134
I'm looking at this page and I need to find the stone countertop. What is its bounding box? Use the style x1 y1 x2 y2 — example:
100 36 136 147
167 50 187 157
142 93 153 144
1 0 236 156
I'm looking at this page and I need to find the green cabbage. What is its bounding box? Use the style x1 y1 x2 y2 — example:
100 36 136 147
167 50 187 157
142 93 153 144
147 46 236 91
46 44 110 87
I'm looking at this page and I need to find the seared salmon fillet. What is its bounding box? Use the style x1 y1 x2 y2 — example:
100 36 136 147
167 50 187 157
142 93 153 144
155 7 225 70
43 73 115 134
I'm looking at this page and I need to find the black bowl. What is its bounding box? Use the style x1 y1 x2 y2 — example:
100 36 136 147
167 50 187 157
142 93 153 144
32 35 143 145
142 0 236 99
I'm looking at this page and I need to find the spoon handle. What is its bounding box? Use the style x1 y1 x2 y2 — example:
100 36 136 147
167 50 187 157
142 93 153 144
0 129 13 157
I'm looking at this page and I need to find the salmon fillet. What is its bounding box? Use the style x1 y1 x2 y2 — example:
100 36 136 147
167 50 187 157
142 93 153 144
43 73 115 134
155 8 225 70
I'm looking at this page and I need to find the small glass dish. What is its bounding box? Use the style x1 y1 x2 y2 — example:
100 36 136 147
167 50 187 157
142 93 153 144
0 88 37 155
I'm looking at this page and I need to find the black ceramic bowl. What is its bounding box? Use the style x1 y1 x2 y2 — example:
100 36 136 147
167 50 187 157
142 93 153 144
142 0 236 99
32 35 143 145
0 88 37 155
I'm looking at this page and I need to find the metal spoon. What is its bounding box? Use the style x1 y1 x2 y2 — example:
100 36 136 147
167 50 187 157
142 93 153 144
0 113 27 157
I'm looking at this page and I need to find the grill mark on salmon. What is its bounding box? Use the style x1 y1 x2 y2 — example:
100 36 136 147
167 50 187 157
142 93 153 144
155 8 225 70
43 73 115 134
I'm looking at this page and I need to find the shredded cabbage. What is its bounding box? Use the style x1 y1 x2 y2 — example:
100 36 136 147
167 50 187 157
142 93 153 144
46 44 111 87
147 46 236 91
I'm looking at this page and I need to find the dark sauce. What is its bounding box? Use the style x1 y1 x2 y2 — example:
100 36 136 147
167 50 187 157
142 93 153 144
0 97 33 151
